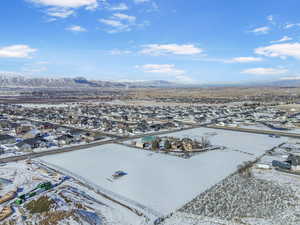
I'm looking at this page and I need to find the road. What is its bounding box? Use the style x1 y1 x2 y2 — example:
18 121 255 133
0 125 201 163
0 139 114 163
2 109 299 164
207 125 300 138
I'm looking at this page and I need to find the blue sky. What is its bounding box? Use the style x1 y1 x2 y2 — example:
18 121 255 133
1 0 300 83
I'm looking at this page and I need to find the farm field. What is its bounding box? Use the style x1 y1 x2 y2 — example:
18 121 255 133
39 133 278 217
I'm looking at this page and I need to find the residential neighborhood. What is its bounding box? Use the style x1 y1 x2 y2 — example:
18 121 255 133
1 101 300 159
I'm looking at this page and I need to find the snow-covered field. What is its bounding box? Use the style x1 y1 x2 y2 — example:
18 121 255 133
38 128 288 221
1 127 294 224
239 124 300 135
16 103 75 108
40 143 257 217
157 127 287 156
0 161 148 225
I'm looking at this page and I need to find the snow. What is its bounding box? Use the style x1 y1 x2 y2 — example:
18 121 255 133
157 127 287 156
240 124 300 135
16 103 74 108
0 161 148 225
161 212 239 225
40 143 255 217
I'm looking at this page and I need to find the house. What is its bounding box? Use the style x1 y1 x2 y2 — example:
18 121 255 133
56 134 74 146
0 146 4 155
0 134 16 145
22 129 40 139
42 122 57 130
171 141 182 150
69 130 85 141
16 137 44 151
16 125 33 135
287 154 300 171
0 145 17 154
136 141 145 148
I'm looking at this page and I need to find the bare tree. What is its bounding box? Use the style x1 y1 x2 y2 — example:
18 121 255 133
201 136 211 148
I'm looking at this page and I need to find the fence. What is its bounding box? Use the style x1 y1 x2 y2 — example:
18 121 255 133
36 159 163 221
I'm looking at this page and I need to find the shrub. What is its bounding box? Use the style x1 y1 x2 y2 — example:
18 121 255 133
25 196 54 214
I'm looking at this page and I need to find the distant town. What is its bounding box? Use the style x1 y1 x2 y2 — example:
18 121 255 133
2 0 300 224
0 86 300 225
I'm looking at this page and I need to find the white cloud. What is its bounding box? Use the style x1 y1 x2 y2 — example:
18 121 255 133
29 0 98 19
109 49 132 55
99 13 137 33
113 13 136 22
99 19 130 33
251 26 270 34
241 67 288 75
22 65 48 73
174 75 193 83
133 0 158 12
285 23 300 29
137 64 185 75
136 64 193 83
46 7 75 18
108 3 128 11
226 57 263 63
150 2 159 11
66 25 87 32
29 0 98 9
267 15 273 22
134 0 150 3
255 42 300 59
270 36 292 43
267 15 276 25
0 45 37 58
280 76 300 80
140 64 184 74
140 44 203 56
100 19 123 27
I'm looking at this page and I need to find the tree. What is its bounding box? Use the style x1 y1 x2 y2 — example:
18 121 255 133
164 140 171 150
201 137 211 148
152 139 160 151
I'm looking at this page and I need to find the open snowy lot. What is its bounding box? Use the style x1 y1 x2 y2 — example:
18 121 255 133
40 143 258 217
240 124 300 135
16 103 76 108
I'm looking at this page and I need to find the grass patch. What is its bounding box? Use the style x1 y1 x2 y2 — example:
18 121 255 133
25 196 54 214
39 211 76 225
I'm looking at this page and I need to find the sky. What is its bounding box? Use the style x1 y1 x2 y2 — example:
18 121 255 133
1 0 300 84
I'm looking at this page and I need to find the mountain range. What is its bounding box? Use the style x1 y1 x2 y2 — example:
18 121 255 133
1 72 300 89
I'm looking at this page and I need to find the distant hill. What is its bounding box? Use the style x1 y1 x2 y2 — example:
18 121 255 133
0 72 178 89
0 73 79 88
2 72 300 89
266 79 300 87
